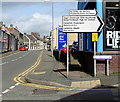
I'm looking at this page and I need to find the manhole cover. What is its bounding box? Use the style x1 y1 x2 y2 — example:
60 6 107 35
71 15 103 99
32 89 58 95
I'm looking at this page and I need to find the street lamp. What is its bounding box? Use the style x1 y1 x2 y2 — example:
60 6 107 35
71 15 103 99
44 0 54 56
51 1 54 56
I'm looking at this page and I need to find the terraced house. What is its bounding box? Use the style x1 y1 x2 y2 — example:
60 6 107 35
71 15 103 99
0 21 23 53
23 32 43 50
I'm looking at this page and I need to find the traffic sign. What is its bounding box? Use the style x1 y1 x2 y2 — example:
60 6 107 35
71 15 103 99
70 10 97 16
58 27 67 51
62 16 104 33
92 33 98 42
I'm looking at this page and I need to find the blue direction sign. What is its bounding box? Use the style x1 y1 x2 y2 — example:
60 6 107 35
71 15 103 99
58 27 67 51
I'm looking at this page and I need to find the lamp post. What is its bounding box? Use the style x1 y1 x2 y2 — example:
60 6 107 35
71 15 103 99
44 0 54 56
51 1 54 56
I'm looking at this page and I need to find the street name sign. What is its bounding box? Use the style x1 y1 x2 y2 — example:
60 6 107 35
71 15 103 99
70 10 97 16
62 16 104 33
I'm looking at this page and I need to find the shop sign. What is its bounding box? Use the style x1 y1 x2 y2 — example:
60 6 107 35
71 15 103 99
106 31 120 49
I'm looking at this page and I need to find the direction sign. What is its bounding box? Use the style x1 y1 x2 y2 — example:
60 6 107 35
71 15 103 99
62 16 104 33
70 10 97 16
58 27 67 51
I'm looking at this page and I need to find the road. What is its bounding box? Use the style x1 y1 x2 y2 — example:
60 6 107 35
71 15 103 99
2 50 41 92
1 50 119 101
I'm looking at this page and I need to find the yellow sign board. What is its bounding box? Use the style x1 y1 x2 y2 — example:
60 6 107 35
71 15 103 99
92 33 98 42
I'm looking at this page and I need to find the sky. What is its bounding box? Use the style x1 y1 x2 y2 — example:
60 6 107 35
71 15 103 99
1 1 77 37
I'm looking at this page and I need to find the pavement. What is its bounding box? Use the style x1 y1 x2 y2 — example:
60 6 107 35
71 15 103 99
24 50 120 89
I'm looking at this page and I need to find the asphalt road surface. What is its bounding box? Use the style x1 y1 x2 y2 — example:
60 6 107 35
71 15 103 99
2 50 41 92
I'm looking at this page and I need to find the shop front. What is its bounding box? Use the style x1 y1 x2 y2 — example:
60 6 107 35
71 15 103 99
77 0 120 75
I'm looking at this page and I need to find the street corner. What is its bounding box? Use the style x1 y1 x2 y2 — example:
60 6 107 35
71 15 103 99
70 79 101 89
24 74 71 89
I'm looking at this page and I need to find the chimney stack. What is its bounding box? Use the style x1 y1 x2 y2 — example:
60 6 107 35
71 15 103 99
10 24 13 28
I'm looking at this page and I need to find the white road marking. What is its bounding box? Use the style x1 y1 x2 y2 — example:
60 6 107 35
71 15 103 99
2 89 10 94
1 52 29 65
19 57 22 59
2 83 20 95
0 94 2 97
23 55 25 57
11 59 15 61
9 86 15 89
0 62 6 65
15 83 20 86
0 62 9 65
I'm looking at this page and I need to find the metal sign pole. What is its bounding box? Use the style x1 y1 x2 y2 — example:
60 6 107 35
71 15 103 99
94 41 96 77
67 33 69 77
106 59 109 76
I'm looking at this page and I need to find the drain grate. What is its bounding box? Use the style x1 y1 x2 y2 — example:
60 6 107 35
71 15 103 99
32 88 58 95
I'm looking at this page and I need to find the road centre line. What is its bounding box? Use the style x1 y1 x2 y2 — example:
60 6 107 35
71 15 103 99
19 56 22 59
0 62 7 65
2 83 20 95
9 86 15 89
15 83 20 86
11 59 15 61
2 89 10 94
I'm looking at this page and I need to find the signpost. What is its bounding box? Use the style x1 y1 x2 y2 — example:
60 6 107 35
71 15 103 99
62 9 104 77
92 33 98 77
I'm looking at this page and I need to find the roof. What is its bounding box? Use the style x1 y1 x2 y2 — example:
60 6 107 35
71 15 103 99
31 33 40 40
26 35 36 41
33 35 40 40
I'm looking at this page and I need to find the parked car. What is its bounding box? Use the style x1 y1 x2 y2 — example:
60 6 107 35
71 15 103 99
19 46 27 51
60 45 73 54
71 41 78 52
24 45 28 50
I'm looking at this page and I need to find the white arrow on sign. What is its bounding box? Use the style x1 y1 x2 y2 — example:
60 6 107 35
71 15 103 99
62 16 104 33
63 43 67 48
70 10 97 16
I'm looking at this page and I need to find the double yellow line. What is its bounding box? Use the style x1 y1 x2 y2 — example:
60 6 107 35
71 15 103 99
13 51 77 91
14 51 43 83
13 51 112 91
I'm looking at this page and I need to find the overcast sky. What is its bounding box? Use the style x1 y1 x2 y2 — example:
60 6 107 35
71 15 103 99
1 1 77 37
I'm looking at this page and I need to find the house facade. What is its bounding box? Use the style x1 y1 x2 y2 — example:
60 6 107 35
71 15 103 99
23 33 43 50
